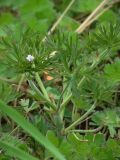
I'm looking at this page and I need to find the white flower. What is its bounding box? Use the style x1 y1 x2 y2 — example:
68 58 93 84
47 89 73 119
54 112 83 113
26 55 35 62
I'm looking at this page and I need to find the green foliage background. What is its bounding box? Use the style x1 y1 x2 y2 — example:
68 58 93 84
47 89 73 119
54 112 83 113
0 0 120 160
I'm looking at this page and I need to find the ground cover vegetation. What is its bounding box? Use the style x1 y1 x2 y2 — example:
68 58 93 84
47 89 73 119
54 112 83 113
0 0 120 160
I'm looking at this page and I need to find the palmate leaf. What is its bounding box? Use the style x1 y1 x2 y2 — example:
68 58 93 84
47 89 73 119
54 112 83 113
0 100 66 160
107 139 120 158
92 108 120 137
91 23 120 50
19 0 56 33
0 82 20 103
0 140 38 160
92 109 120 126
104 61 120 82
99 10 118 23
82 75 115 103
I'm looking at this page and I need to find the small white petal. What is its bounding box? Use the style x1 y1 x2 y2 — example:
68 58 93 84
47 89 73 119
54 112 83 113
50 51 57 58
26 55 35 62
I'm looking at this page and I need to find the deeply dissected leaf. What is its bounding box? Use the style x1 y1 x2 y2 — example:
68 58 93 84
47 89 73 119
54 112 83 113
0 82 21 103
92 108 120 137
104 61 120 82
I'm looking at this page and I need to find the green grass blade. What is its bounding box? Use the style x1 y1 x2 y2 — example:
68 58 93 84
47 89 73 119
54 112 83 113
0 100 66 160
0 140 38 160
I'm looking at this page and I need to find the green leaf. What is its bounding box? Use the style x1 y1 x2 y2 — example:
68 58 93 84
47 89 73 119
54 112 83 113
104 61 120 82
0 100 66 160
46 86 61 100
0 140 38 160
59 16 79 31
20 0 56 33
46 130 59 147
92 108 120 137
93 23 120 50
0 0 26 8
28 80 56 110
45 130 60 159
93 133 105 146
72 0 102 13
107 139 120 157
67 133 90 159
108 125 116 138
98 10 118 23
0 13 14 25
0 82 20 103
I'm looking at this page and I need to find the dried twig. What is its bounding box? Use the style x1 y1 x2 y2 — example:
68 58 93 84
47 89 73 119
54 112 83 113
78 0 120 32
76 0 110 33
42 0 75 42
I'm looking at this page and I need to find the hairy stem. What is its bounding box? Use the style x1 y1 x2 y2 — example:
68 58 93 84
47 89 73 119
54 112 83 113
64 101 97 133
60 49 108 111
28 80 56 110
60 76 86 111
35 72 50 101
69 125 103 133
